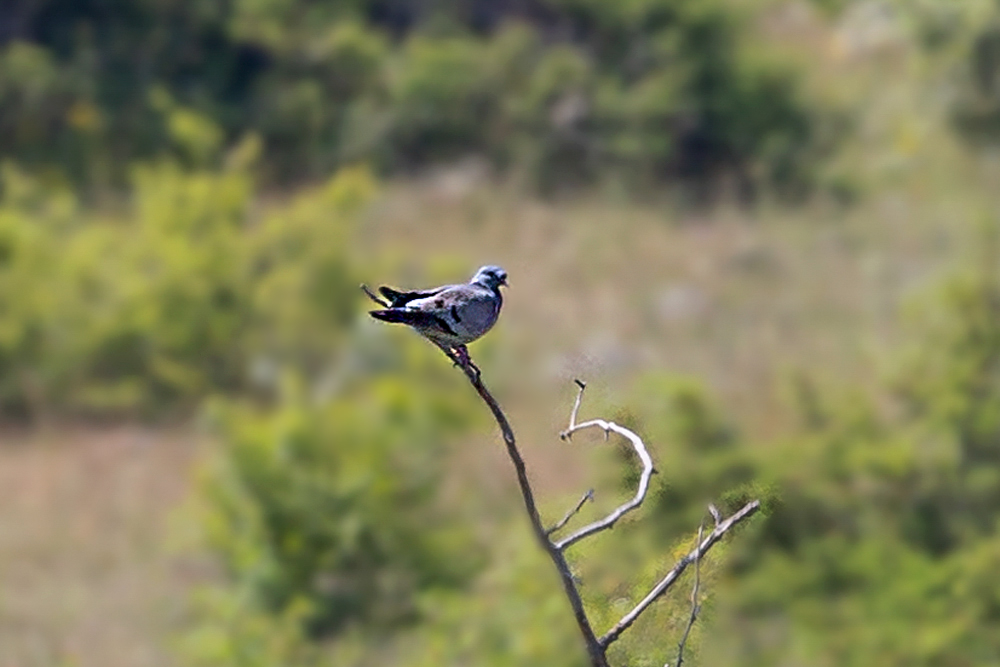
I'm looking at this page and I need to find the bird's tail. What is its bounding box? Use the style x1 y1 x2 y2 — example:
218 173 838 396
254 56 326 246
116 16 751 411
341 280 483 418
369 309 456 336
369 309 433 326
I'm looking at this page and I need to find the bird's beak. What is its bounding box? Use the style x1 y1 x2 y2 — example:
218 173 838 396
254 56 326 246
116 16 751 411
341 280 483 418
501 277 509 287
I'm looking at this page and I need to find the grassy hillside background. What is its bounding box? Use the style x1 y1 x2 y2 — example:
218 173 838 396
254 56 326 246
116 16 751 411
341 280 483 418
3 0 1000 666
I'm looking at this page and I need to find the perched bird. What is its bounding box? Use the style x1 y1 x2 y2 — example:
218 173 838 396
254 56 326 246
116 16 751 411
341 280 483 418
368 265 508 366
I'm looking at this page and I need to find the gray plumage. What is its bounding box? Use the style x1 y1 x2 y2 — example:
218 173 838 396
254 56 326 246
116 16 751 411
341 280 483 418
369 265 508 350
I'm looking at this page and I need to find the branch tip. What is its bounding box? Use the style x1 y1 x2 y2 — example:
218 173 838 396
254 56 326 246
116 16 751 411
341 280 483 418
708 503 721 526
547 488 597 537
360 283 390 308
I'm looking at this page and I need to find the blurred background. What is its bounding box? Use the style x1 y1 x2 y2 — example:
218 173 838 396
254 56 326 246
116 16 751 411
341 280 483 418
2 0 1000 665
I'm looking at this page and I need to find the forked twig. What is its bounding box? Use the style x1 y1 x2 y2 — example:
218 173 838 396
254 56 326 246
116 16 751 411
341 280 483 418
554 381 656 551
599 500 760 648
420 344 759 667
447 356 610 666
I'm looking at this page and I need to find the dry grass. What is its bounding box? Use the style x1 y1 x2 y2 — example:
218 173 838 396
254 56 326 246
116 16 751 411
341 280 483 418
0 427 209 667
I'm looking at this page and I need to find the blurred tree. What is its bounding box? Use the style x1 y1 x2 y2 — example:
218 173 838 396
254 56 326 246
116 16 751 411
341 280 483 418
619 244 1000 665
0 0 830 196
0 160 375 419
950 4 1000 142
195 367 482 640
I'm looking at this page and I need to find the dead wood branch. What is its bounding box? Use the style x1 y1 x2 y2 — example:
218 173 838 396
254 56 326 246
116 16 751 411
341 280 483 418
599 500 760 649
420 342 760 667
554 381 656 551
447 354 610 666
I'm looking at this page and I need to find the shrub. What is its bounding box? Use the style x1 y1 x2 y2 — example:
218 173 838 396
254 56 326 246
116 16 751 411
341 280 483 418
701 255 1000 665
193 354 483 640
0 161 375 419
1 0 830 197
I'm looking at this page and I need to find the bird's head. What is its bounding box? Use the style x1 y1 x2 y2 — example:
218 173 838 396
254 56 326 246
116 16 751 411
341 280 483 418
471 265 508 291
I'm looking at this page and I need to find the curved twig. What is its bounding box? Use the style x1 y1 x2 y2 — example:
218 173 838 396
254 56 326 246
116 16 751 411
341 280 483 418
554 382 656 551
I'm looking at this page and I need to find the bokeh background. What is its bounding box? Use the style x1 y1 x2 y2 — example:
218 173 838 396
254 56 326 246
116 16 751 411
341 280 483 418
2 1 1000 665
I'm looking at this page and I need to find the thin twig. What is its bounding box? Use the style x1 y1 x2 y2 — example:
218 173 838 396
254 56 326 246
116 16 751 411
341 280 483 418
547 489 595 536
562 378 587 437
360 283 390 307
554 382 655 551
448 354 610 666
600 500 760 649
708 503 721 527
675 521 704 667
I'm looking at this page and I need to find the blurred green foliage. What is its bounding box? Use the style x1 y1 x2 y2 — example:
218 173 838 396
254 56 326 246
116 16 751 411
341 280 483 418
179 327 606 666
607 254 1000 665
4 2 1000 666
190 278 1000 664
953 9 1000 142
0 0 828 195
0 158 374 419
194 368 482 640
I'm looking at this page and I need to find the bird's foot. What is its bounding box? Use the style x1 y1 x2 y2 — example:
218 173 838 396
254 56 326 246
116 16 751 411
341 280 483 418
453 345 481 380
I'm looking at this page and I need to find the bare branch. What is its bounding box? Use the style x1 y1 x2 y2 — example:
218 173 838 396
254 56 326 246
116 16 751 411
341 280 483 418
448 354 610 666
360 283 390 307
419 344 759 667
600 500 760 649
554 383 655 551
675 520 704 667
547 489 595 536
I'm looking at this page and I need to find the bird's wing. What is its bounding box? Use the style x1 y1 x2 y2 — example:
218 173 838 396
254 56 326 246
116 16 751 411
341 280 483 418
378 283 453 308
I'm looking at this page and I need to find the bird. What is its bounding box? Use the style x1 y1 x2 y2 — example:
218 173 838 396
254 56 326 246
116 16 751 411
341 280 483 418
367 265 508 368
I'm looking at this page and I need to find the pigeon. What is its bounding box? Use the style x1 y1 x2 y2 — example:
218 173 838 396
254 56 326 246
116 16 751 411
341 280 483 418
368 265 508 366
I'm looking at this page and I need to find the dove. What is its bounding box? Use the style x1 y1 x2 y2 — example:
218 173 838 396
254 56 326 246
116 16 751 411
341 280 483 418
368 265 508 366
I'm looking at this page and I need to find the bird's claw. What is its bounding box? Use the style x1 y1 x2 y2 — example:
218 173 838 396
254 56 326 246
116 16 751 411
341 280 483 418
452 345 481 380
